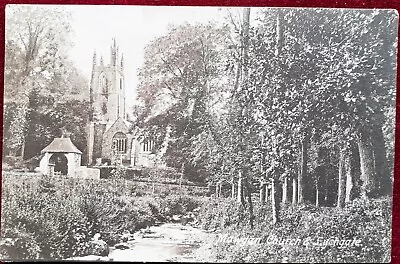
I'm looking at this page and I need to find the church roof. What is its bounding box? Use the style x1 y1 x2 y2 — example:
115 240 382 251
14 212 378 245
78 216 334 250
122 119 133 129
41 138 82 154
105 117 133 134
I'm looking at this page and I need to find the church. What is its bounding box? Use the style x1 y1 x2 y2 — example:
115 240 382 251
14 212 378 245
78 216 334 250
86 39 156 167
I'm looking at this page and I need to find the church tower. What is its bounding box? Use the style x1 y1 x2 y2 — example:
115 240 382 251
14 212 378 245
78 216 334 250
87 38 126 165
89 38 126 123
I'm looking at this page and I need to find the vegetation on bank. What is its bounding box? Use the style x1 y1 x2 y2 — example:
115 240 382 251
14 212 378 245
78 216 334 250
2 6 396 264
99 166 206 186
0 171 207 260
0 168 393 263
133 8 396 238
198 197 392 263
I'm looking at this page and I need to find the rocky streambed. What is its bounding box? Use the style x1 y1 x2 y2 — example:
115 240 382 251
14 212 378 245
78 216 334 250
69 222 217 262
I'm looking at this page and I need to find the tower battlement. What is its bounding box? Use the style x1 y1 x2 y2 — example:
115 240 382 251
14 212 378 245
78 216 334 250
87 39 157 169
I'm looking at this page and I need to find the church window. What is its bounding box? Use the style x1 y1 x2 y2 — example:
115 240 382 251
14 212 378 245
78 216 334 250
99 73 108 94
143 139 146 152
102 101 107 115
142 139 153 152
112 132 127 153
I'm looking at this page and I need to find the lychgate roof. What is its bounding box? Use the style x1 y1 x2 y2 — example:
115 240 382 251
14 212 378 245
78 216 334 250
41 138 82 154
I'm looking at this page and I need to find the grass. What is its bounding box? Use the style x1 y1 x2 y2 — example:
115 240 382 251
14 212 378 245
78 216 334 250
0 171 208 260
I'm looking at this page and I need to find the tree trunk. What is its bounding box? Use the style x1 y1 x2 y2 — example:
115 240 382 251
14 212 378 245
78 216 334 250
260 182 266 204
237 171 245 205
345 152 353 203
272 9 284 221
231 181 236 199
292 178 297 205
346 144 361 202
282 177 288 204
371 124 392 196
321 166 329 206
337 148 346 208
315 182 319 207
242 8 251 78
244 177 254 229
271 178 281 224
298 131 309 203
350 144 362 200
275 9 284 56
20 137 27 159
358 127 377 198
297 162 302 203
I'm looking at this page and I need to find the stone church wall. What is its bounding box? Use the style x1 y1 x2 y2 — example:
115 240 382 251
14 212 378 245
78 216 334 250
101 118 132 162
87 39 131 166
92 123 106 163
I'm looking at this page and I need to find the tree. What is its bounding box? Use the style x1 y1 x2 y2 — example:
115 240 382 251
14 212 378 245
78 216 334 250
4 6 89 163
135 23 231 183
4 5 74 158
242 8 396 208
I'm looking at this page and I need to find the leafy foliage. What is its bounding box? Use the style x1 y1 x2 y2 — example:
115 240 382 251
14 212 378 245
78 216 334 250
134 8 396 199
4 5 89 160
0 172 207 260
135 23 232 183
199 197 392 263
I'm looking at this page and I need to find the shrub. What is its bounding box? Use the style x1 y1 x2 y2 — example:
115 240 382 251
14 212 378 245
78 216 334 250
198 196 392 263
0 226 41 260
1 172 206 260
198 198 249 231
110 166 128 180
140 166 180 183
1 187 92 259
159 194 204 217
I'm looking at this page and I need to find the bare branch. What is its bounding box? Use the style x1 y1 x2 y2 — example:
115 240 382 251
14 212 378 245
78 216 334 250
227 8 241 34
162 80 179 99
160 56 184 79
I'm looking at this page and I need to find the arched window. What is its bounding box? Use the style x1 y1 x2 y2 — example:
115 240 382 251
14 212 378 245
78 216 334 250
112 132 127 153
142 138 153 152
102 101 107 115
99 73 108 94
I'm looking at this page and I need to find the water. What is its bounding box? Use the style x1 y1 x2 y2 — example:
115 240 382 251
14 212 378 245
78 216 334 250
107 223 215 262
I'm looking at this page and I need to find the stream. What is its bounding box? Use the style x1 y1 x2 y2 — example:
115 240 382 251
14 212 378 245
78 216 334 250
70 223 217 262
110 223 216 262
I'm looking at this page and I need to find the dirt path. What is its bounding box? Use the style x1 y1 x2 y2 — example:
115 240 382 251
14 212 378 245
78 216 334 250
108 223 217 262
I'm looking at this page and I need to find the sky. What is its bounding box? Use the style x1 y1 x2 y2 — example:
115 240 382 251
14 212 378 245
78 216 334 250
64 5 235 109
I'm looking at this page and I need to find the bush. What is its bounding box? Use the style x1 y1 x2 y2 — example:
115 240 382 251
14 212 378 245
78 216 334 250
1 190 92 259
159 194 204 217
96 165 206 187
0 227 41 260
198 197 392 263
199 198 251 231
141 167 180 182
1 172 206 260
2 155 40 172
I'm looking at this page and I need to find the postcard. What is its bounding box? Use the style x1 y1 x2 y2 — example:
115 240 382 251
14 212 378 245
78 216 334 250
1 4 398 262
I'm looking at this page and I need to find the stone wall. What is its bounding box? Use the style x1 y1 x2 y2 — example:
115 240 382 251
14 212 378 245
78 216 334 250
101 118 132 163
92 123 107 164
75 166 101 180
